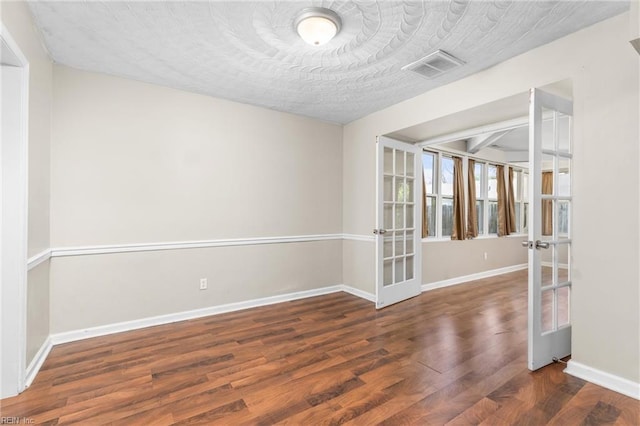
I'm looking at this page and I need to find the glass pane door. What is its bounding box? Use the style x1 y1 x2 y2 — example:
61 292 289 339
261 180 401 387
528 89 573 370
376 136 422 308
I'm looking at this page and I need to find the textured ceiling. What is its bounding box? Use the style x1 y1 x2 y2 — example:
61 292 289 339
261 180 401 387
28 1 628 124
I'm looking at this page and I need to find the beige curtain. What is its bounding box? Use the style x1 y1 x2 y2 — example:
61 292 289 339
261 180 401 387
542 171 553 236
507 167 516 234
497 165 509 236
451 157 466 240
422 169 428 239
466 159 478 238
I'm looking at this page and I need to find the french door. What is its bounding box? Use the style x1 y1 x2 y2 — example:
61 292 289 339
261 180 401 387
375 136 422 309
526 88 573 370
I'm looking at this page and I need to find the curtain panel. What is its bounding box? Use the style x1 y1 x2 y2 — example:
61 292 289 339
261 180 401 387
466 159 478 238
451 156 466 240
497 165 517 236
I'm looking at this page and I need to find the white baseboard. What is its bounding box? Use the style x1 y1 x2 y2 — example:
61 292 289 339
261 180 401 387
565 360 640 400
50 284 375 346
340 284 376 302
421 263 528 292
24 336 52 388
541 261 569 269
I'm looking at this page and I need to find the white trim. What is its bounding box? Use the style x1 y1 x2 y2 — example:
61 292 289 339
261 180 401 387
565 360 640 400
50 284 374 345
1 23 29 65
0 23 30 398
44 234 375 258
51 234 344 257
342 233 375 242
340 284 376 302
16 284 374 385
421 264 528 292
422 237 453 243
27 249 51 270
541 261 569 269
24 336 52 388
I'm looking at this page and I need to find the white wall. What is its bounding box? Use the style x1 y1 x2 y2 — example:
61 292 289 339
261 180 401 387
50 66 344 333
1 1 52 366
343 13 639 385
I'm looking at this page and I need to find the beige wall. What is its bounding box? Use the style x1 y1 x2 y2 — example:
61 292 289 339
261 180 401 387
343 13 639 384
51 241 341 333
343 240 374 294
50 66 344 332
424 237 527 284
26 264 49 362
1 1 52 366
51 66 343 246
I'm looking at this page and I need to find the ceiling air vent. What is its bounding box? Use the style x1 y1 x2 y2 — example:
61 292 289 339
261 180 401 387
402 50 465 79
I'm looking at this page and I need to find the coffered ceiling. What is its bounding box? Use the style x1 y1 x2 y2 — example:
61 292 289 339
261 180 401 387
28 1 628 124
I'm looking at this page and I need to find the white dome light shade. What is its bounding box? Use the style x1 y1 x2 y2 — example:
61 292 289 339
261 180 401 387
295 8 341 46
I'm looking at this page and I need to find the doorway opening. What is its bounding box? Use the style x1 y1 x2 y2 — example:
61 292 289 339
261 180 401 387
378 80 573 372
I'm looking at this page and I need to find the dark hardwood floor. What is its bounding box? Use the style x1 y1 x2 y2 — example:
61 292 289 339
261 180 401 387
2 270 638 424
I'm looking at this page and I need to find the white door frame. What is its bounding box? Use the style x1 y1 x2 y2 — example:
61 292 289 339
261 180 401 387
1 23 30 398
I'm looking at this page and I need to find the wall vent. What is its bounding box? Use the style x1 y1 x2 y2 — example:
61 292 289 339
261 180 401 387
402 50 465 79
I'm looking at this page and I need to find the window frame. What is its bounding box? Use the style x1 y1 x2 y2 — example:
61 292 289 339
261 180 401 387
486 163 499 235
422 147 528 241
474 161 486 236
521 171 529 235
439 154 454 238
423 151 437 238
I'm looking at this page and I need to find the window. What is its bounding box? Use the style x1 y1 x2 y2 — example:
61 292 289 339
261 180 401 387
423 152 436 237
487 164 498 234
474 162 484 235
512 170 530 234
422 151 456 238
422 149 527 240
513 169 521 233
441 156 454 237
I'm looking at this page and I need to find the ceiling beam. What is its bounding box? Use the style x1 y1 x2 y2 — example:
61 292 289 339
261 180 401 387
417 115 528 147
416 110 558 148
466 130 510 154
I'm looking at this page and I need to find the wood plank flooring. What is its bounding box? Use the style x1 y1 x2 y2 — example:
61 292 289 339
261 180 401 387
2 270 638 424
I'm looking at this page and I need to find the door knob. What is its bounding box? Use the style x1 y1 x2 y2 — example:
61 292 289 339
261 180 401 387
522 241 533 249
535 240 550 249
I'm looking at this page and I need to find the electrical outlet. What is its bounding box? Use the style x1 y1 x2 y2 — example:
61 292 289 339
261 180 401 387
199 278 208 290
483 252 488 260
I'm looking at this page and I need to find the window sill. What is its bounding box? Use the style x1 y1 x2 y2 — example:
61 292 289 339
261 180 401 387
422 233 528 243
421 237 453 243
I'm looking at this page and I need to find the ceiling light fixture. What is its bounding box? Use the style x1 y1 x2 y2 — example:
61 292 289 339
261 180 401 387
294 7 341 46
